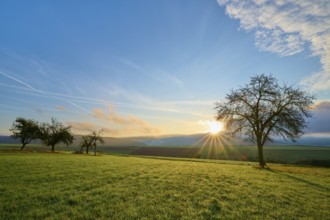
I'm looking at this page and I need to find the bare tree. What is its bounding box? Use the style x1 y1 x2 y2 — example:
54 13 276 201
80 130 104 156
10 117 39 150
215 74 315 167
39 118 74 152
79 136 91 153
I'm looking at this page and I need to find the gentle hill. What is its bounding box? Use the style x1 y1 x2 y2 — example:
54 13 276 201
0 151 329 219
124 133 330 147
2 134 329 147
72 135 146 147
0 135 146 147
125 133 210 146
0 135 41 144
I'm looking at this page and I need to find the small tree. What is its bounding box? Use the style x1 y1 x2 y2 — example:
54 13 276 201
215 74 315 168
10 117 39 150
80 130 104 155
39 118 74 152
80 136 92 154
91 130 104 156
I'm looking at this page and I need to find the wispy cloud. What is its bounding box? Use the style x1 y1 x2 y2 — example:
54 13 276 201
67 121 120 136
165 100 215 106
68 120 159 137
92 106 161 135
0 74 208 119
100 84 210 117
56 105 65 111
67 121 100 134
0 70 92 114
0 50 209 120
217 0 330 91
0 103 34 113
117 57 184 88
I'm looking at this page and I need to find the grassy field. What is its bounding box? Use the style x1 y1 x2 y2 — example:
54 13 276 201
129 145 330 164
0 151 329 219
2 143 330 165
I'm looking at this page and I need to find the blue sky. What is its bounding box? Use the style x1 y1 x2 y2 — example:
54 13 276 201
1 0 329 137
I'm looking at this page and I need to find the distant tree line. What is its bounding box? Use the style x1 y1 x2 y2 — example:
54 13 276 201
10 117 103 155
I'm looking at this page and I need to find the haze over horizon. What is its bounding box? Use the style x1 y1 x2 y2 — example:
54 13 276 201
1 0 330 138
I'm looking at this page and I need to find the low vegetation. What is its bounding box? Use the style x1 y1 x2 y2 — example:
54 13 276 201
1 143 330 166
0 151 329 219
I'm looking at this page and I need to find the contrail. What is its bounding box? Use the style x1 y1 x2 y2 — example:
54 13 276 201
0 72 90 114
0 72 207 118
0 71 38 92
65 100 90 113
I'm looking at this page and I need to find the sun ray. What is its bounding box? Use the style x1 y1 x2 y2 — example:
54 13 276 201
192 127 249 161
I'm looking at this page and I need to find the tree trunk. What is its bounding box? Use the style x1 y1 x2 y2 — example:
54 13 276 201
257 143 266 168
21 143 26 150
94 146 96 156
86 146 89 154
51 145 55 152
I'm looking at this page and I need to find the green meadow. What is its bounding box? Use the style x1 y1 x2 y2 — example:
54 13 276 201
0 151 329 219
2 143 330 165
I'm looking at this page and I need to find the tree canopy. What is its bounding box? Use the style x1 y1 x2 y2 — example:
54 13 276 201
10 117 39 150
39 118 74 152
215 74 315 167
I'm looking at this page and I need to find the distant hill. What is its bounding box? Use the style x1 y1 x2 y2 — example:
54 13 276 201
1 133 329 147
0 135 146 147
125 133 330 147
124 133 209 146
288 136 330 146
72 135 146 147
0 136 41 144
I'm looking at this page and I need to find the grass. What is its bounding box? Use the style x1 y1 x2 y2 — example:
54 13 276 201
0 151 329 219
2 143 330 165
99 145 330 164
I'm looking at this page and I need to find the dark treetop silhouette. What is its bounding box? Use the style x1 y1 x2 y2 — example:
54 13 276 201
39 118 74 152
215 74 315 167
10 117 39 150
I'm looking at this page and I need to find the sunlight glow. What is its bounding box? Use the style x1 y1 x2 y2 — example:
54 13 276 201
199 120 224 135
208 121 224 134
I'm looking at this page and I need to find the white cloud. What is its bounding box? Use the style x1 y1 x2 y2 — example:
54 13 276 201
217 0 330 91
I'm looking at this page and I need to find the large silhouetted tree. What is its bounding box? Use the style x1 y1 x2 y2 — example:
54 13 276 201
39 118 74 152
10 117 39 150
215 74 315 167
80 130 104 155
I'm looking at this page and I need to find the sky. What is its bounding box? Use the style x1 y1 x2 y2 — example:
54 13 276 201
0 0 329 137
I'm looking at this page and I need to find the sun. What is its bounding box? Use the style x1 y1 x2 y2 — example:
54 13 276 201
207 121 224 135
